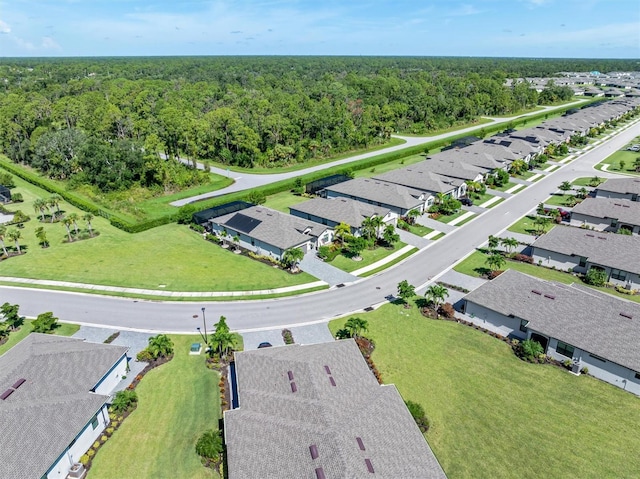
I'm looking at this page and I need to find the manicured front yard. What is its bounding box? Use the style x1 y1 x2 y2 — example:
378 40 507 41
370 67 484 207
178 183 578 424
404 223 433 237
0 321 80 355
595 148 640 176
571 176 604 187
506 215 557 236
1 175 317 291
88 335 221 479
330 241 407 273
434 210 466 224
544 193 578 206
492 181 517 192
329 304 640 479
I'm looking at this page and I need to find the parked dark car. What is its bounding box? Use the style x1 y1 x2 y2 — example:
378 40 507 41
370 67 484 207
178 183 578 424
460 197 473 206
257 342 273 349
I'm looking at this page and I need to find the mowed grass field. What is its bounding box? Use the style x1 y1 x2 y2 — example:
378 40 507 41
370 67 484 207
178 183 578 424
1 175 316 291
88 335 221 479
330 304 640 479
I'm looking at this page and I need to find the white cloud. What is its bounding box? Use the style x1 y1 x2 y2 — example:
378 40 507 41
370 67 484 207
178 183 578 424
450 4 482 16
0 19 11 34
41 36 60 49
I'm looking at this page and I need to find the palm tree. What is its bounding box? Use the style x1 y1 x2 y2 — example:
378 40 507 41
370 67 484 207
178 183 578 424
558 181 572 192
534 215 551 234
48 194 62 216
33 198 48 222
424 284 449 309
334 222 351 248
344 317 368 339
382 224 399 246
47 196 59 222
369 215 385 239
35 226 48 248
397 280 416 307
406 208 420 225
211 315 234 358
485 253 506 273
62 217 73 242
83 213 94 237
147 334 174 359
67 212 80 235
6 228 21 254
500 237 519 255
0 226 8 256
232 235 240 252
360 217 376 241
487 235 500 251
282 247 304 272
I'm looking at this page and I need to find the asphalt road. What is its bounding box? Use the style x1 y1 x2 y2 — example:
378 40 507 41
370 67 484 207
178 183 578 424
2 120 638 334
170 102 588 205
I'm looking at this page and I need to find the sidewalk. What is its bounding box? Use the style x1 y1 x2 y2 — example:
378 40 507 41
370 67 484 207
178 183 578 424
298 251 358 287
351 244 415 276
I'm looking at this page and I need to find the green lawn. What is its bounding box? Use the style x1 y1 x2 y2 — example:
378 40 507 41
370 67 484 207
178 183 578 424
359 247 418 277
355 153 433 179
207 138 405 175
89 335 220 479
470 192 494 205
512 170 536 181
398 118 493 137
262 190 309 213
571 177 604 187
454 213 476 227
483 197 505 208
435 210 466 224
329 304 640 479
0 320 80 355
544 193 577 206
405 223 433 237
492 181 517 192
595 148 640 176
487 106 545 118
506 215 556 236
1 175 316 291
330 241 407 273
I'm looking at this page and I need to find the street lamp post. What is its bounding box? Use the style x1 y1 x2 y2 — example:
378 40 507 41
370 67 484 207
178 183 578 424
201 307 207 345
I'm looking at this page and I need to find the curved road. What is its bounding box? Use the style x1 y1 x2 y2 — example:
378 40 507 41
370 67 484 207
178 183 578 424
2 120 638 333
171 102 587 205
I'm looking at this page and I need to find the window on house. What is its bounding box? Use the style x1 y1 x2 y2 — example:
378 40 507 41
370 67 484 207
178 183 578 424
556 341 575 358
519 319 529 333
611 219 618 227
91 415 99 430
610 269 627 281
635 372 640 380
578 257 587 268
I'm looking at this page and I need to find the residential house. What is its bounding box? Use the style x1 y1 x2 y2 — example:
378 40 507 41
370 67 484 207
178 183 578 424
289 197 393 237
323 177 432 217
531 225 640 289
374 162 475 199
0 185 11 203
0 333 129 479
595 178 640 202
463 269 640 395
570 198 640 234
224 339 447 479
209 206 332 260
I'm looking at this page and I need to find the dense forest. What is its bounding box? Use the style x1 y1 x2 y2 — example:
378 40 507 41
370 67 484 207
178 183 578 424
0 56 602 192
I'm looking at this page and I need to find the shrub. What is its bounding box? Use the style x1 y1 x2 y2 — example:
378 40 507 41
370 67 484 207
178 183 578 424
581 367 589 375
584 268 607 287
282 329 294 345
191 224 205 234
515 339 544 361
80 454 90 466
136 348 154 362
405 400 430 433
513 253 534 264
563 359 573 369
195 430 223 461
92 441 100 449
438 302 456 319
205 233 221 244
110 389 138 414
106 427 114 435
87 449 95 458
10 192 22 202
615 285 636 295
31 312 58 333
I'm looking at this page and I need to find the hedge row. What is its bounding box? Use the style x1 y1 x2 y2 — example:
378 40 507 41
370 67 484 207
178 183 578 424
0 101 585 233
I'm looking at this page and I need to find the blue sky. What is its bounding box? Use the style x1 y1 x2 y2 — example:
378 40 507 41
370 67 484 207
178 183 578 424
0 0 639 58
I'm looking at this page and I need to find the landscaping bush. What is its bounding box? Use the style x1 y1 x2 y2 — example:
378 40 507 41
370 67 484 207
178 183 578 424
438 302 456 319
514 339 544 362
110 389 138 414
195 430 224 467
136 349 154 362
405 400 430 433
584 268 607 287
281 329 294 345
513 253 534 264
190 224 205 234
31 312 58 333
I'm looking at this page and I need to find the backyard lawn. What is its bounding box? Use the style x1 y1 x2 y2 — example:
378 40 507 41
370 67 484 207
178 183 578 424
330 241 407 273
88 335 221 479
0 320 80 355
1 175 317 291
329 304 640 479
262 190 309 213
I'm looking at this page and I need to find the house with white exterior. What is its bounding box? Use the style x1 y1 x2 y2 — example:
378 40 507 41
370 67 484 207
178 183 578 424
531 225 640 289
0 333 129 479
289 197 394 237
323 177 432 217
463 270 640 395
209 205 332 260
595 177 640 202
224 339 447 479
374 163 470 199
570 198 640 234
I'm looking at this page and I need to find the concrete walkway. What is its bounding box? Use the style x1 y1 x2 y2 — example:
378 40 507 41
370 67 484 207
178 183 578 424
505 183 526 194
351 244 415 276
478 196 503 208
241 322 334 350
437 269 488 292
486 188 512 199
416 216 457 233
397 229 431 249
497 230 536 245
299 251 358 286
448 210 475 226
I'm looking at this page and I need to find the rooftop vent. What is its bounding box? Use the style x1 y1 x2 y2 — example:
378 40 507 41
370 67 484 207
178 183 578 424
11 378 25 389
291 382 297 393
544 294 556 300
309 445 319 460
597 236 607 240
316 468 326 479
329 377 336 387
356 437 366 451
531 290 542 295
620 312 633 319
324 365 331 375
0 389 14 400
365 459 375 473
287 371 294 381
585 233 595 237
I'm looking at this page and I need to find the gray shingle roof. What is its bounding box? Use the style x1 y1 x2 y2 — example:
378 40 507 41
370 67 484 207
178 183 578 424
212 206 329 251
324 178 427 211
0 334 128 479
531 225 640 273
571 197 640 226
224 340 447 479
597 177 640 196
289 197 390 229
464 269 640 372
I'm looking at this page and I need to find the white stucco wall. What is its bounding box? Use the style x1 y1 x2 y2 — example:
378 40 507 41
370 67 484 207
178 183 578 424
46 404 110 479
93 354 128 396
463 301 527 339
531 247 583 273
595 190 638 202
